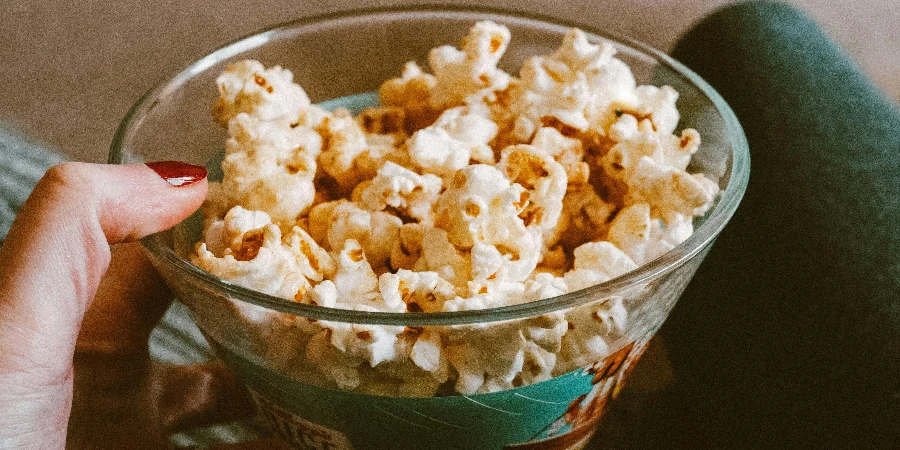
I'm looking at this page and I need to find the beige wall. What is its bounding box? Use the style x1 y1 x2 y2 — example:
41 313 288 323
1 0 896 162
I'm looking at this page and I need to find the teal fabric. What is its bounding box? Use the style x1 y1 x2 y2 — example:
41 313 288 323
637 2 900 448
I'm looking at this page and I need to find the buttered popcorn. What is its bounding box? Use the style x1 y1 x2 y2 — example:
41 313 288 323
194 22 719 396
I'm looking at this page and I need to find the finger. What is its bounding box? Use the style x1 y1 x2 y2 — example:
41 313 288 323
0 161 206 444
0 161 206 375
152 361 257 434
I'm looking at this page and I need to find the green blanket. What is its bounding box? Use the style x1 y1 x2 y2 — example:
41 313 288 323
648 1 900 448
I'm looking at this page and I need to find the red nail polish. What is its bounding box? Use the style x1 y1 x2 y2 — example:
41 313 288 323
146 161 207 187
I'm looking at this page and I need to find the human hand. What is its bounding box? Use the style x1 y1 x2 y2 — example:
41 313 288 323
0 162 289 449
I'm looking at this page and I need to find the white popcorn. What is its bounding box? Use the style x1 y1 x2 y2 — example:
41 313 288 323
192 216 310 301
308 280 338 307
616 85 681 136
523 272 569 302
318 111 370 191
407 106 499 178
434 164 543 282
607 203 653 264
512 28 625 136
417 228 471 291
202 205 272 257
379 269 456 313
428 21 512 108
352 133 414 184
496 144 568 234
559 297 628 372
435 164 513 248
311 200 401 271
220 113 319 223
284 225 336 282
332 239 379 303
565 241 639 291
196 24 722 397
446 323 525 394
359 162 443 224
213 60 311 126
446 312 567 394
644 213 695 262
380 61 440 131
631 156 719 217
409 329 448 378
530 127 590 184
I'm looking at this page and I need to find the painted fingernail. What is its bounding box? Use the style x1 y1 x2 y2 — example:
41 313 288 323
146 161 207 187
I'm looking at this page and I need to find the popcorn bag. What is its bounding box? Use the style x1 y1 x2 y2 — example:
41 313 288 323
123 11 748 450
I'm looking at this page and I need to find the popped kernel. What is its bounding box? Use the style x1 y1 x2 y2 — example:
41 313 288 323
213 60 311 126
428 20 512 108
407 105 498 178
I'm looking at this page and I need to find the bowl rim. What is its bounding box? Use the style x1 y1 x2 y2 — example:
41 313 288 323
110 4 750 326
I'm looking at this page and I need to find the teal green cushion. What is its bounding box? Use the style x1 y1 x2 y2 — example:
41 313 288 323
639 1 900 448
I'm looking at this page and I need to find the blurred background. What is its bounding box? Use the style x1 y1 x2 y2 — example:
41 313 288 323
0 0 896 164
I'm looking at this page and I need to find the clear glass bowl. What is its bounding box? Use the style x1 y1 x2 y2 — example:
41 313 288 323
110 6 749 450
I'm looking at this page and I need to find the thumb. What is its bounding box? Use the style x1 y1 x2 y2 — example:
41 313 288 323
0 162 206 442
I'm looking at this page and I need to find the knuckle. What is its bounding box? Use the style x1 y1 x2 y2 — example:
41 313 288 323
41 162 91 198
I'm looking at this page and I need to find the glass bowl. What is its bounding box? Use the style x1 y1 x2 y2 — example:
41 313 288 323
110 6 749 450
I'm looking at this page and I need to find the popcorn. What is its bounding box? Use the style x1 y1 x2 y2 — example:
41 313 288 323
332 239 379 303
496 144 568 234
379 269 456 313
564 241 639 291
406 105 499 178
554 183 616 250
434 164 543 283
530 127 590 185
219 113 320 223
614 85 681 136
559 297 628 372
196 23 721 397
434 164 516 248
284 225 336 282
523 272 569 302
202 205 273 257
317 110 370 191
445 312 567 394
380 61 440 132
511 28 622 136
417 227 471 290
644 212 695 262
213 60 311 126
390 223 425 271
631 156 719 216
359 162 443 224
357 106 407 136
310 200 401 271
428 21 512 108
409 328 448 378
607 203 653 264
192 214 310 301
446 323 526 394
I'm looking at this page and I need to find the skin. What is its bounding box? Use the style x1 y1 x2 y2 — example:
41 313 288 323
0 162 289 449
